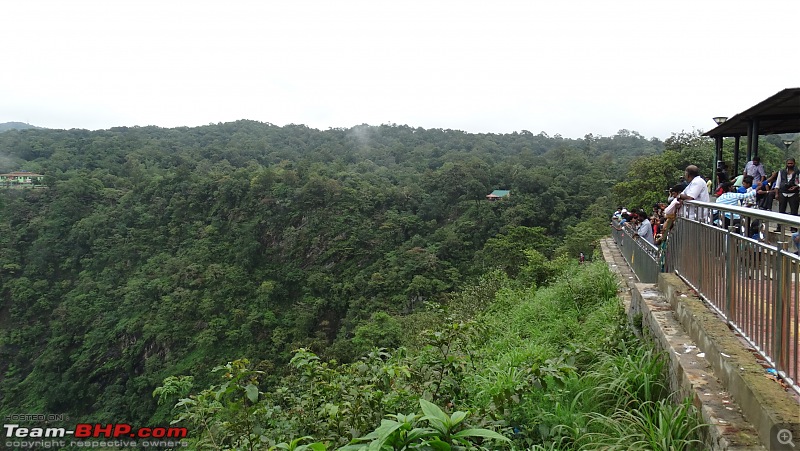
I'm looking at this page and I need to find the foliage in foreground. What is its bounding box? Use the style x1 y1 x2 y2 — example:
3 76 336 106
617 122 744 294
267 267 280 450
157 260 706 450
338 399 510 450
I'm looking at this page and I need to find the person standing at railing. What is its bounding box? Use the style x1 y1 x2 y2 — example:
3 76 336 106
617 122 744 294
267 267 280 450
634 210 655 245
773 158 800 232
677 165 710 203
677 165 710 221
666 185 681 207
656 187 683 245
651 204 665 237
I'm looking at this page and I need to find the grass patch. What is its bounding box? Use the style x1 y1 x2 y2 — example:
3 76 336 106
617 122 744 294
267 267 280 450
456 261 705 449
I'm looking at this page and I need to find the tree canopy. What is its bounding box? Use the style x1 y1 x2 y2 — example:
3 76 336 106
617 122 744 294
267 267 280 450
0 121 675 426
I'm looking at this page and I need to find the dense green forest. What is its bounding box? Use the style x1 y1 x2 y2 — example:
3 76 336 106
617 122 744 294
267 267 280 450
3 121 784 448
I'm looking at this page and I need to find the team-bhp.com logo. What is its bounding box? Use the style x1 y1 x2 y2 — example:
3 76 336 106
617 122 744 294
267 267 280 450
5 423 188 448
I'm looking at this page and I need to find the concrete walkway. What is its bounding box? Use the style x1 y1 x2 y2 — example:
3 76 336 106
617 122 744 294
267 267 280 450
600 237 800 450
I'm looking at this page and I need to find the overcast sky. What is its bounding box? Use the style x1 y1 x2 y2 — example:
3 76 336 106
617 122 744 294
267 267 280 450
1 0 797 140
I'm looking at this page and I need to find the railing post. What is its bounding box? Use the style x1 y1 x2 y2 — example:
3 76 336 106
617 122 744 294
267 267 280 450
696 221 703 292
774 241 787 371
725 226 737 319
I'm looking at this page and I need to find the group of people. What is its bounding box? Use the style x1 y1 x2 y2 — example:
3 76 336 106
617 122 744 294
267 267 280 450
612 206 660 246
612 160 800 254
715 157 800 254
611 165 709 246
715 156 800 221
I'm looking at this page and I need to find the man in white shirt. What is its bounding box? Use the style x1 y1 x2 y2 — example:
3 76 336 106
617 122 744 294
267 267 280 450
678 165 710 202
677 165 710 220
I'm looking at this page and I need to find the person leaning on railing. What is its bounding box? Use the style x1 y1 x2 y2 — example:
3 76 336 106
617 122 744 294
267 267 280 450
655 184 685 245
677 165 710 203
714 182 758 230
676 165 710 222
631 209 655 245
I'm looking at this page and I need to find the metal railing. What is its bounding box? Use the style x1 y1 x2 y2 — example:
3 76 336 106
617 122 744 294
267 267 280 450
610 222 661 283
611 202 800 394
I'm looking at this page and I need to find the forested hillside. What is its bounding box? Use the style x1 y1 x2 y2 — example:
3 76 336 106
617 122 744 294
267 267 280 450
0 122 40 132
0 121 663 427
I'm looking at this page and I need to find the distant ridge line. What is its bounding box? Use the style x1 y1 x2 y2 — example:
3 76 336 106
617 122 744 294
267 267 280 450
0 122 42 132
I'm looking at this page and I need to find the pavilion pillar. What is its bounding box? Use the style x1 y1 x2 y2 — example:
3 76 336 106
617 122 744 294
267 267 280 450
714 136 723 189
747 118 760 161
733 136 741 175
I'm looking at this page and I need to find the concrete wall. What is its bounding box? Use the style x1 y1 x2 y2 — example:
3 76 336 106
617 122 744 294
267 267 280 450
602 237 799 450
